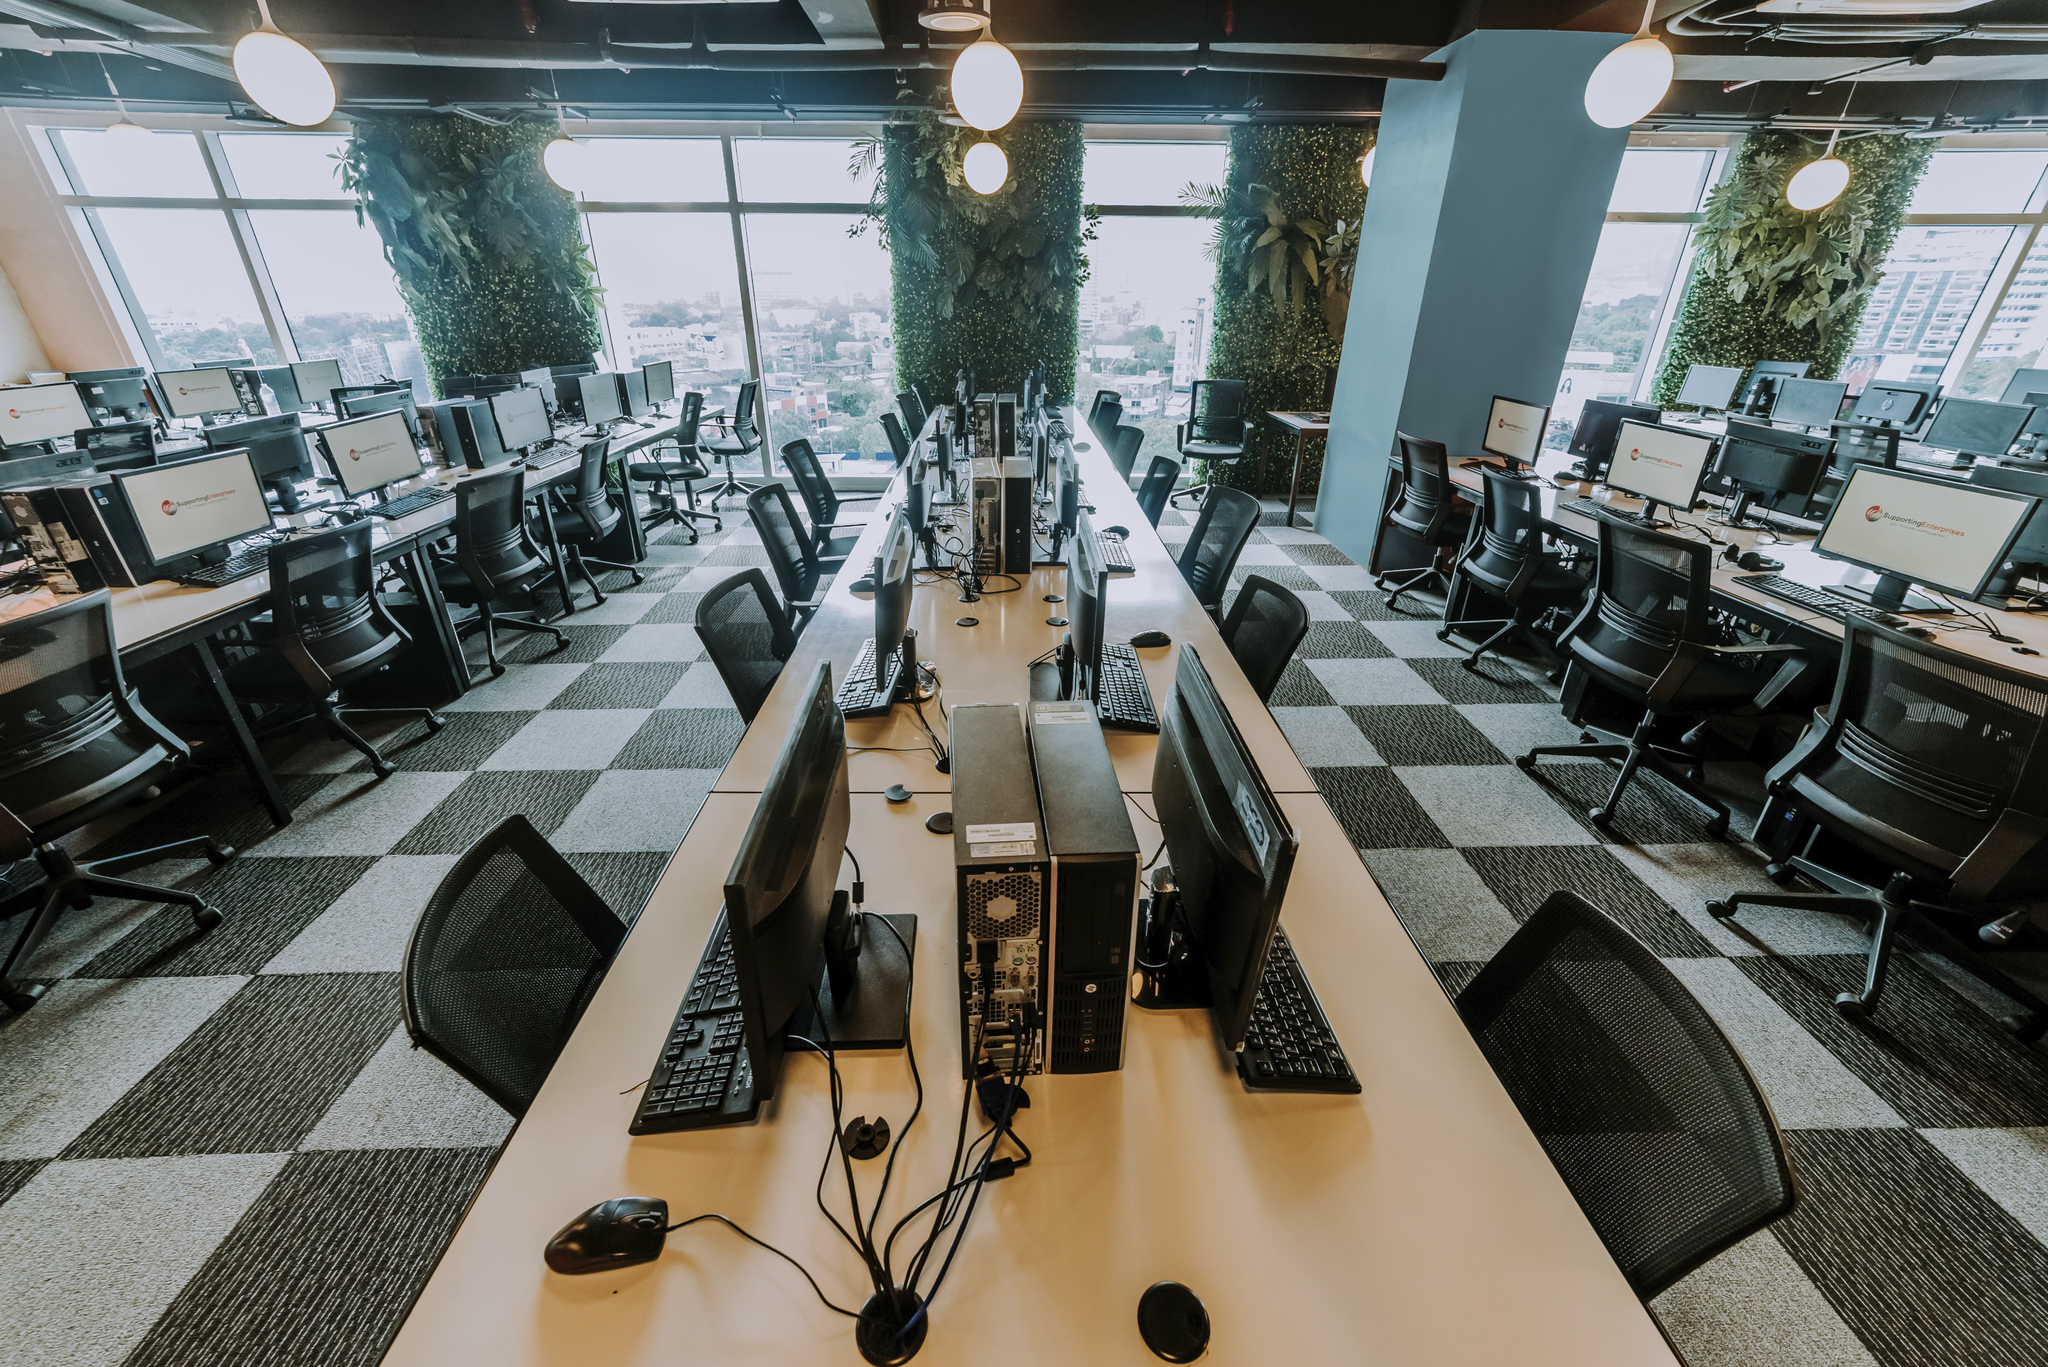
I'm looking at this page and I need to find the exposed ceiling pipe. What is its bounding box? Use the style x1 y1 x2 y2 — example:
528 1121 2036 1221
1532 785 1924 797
0 0 236 80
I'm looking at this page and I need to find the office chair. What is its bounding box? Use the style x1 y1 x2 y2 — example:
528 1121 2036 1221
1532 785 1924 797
1219 575 1311 705
897 388 928 437
627 391 720 542
401 814 624 1118
1088 397 1124 450
1087 389 1122 439
1712 621 2048 1034
1458 890 1797 1300
1134 454 1182 528
701 377 764 508
695 569 798 724
1516 513 1810 838
1110 423 1145 483
222 523 446 779
748 483 832 631
1176 485 1263 618
0 591 232 1013
544 438 647 608
1439 469 1588 676
879 411 912 467
431 464 568 679
1170 378 1250 508
781 437 878 563
1374 433 1473 611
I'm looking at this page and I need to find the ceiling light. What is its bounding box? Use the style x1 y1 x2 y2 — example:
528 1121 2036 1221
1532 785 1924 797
107 116 150 136
94 53 148 135
1583 1 1672 130
544 136 591 193
919 0 990 32
952 36 1023 131
963 139 1008 194
233 0 335 127
1786 154 1850 210
1359 146 1375 186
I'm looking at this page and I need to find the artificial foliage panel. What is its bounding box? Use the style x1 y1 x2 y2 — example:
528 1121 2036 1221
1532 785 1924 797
339 115 602 395
877 113 1087 411
1651 132 1933 406
1202 124 1371 496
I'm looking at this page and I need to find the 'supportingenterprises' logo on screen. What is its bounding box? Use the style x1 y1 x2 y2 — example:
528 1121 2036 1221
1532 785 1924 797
348 447 362 462
1863 505 1965 538
1866 505 1884 522
158 489 237 517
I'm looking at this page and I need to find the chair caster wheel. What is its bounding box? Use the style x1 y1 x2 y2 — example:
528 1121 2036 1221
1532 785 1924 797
1435 629 1451 642
1833 993 1869 1021
193 905 222 930
205 842 236 866
3 984 46 1013
1460 657 1481 673
1589 808 1615 829
1515 755 1535 771
489 662 508 678
372 762 396 779
425 714 447 732
630 572 646 586
1706 899 1736 921
1704 815 1729 840
1765 862 1796 886
1579 732 1597 744
549 636 570 653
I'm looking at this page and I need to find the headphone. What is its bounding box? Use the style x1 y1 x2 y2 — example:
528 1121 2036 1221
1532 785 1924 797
1721 542 1783 573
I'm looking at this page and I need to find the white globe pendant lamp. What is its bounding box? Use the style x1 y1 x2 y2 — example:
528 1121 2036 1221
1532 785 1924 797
952 35 1023 131
963 139 1009 195
1787 132 1850 212
233 0 336 127
543 132 592 194
1359 145 1375 186
1583 0 1672 130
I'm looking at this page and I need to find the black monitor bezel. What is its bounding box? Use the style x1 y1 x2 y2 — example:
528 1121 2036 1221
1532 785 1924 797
113 445 274 571
1769 377 1849 428
1922 397 2032 458
1604 419 1717 514
1715 418 1831 501
486 385 552 453
317 408 424 497
1480 394 1551 466
578 371 625 426
642 359 676 405
1675 363 1743 411
1816 462 2038 601
1567 399 1659 477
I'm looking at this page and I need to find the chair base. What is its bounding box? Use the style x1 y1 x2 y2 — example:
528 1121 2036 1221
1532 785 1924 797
1168 481 1210 509
453 600 567 679
1438 613 1566 680
323 699 445 779
563 545 646 609
634 476 722 543
1376 564 1451 612
1517 713 1730 839
705 468 760 509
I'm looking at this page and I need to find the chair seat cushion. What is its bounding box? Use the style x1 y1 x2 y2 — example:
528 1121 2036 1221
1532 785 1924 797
628 459 707 482
701 434 759 457
1181 442 1244 459
221 645 314 700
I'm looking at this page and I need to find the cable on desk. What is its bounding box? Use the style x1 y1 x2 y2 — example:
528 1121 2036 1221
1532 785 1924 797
660 1213 862 1319
1121 792 1159 825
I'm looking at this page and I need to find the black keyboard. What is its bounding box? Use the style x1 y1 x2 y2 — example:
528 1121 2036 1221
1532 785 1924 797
1092 642 1159 734
1237 927 1358 1094
524 443 579 470
174 550 270 588
629 916 759 1135
1097 531 1135 573
835 637 906 720
1557 496 1660 526
370 485 453 519
1735 573 1912 629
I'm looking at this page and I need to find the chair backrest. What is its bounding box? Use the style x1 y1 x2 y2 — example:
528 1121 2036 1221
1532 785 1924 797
1187 379 1249 443
266 521 407 692
1460 468 1549 601
695 569 798 723
0 589 185 851
401 814 626 1118
1456 890 1796 1299
556 438 621 544
1219 575 1310 704
673 390 705 447
780 437 842 529
897 389 928 436
452 463 549 599
1566 514 1713 696
1089 398 1125 449
728 378 762 445
1089 389 1121 426
1389 432 1460 541
748 482 823 614
1176 485 1262 613
1110 423 1145 481
879 411 912 466
1135 454 1182 527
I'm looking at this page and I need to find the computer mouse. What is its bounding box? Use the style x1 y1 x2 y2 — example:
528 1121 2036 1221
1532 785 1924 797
1899 624 1937 639
885 783 912 803
1137 1281 1210 1363
1130 631 1172 649
1104 525 1130 539
850 577 876 594
543 1197 669 1275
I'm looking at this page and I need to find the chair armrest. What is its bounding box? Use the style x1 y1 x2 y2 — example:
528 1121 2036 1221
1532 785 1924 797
1647 641 1809 713
1952 809 2048 903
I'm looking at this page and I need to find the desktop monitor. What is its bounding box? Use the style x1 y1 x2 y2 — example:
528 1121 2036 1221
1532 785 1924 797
1676 364 1743 411
156 367 242 420
1999 369 2048 407
1714 418 1831 526
288 359 345 412
1969 463 2048 601
1605 420 1717 522
578 371 625 427
1 382 93 449
1566 399 1659 481
2025 394 2048 439
1923 398 2032 460
488 385 553 453
642 360 675 407
1480 395 1549 471
339 387 424 445
76 420 155 472
206 412 314 510
550 361 599 381
317 410 424 498
1062 507 1111 702
1854 380 1941 432
114 447 273 573
517 368 558 406
1770 377 1848 429
1829 421 1899 473
1737 360 1810 415
68 368 148 422
870 507 915 695
1815 464 2035 612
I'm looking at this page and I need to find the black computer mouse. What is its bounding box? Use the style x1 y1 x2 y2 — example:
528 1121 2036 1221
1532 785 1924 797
1104 525 1130 539
1130 631 1172 649
1137 1281 1210 1362
543 1197 669 1275
850 577 876 594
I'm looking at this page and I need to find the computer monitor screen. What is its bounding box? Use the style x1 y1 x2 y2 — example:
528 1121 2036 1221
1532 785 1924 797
1715 418 1830 507
1770 377 1848 428
1999 369 2048 407
1567 399 1658 478
252 365 303 413
550 362 599 380
68 369 148 418
1481 395 1549 465
578 372 624 426
339 388 422 445
318 410 423 497
1676 364 1743 410
116 448 273 567
77 420 154 470
1817 464 2035 604
288 359 345 411
2025 394 2048 438
1830 422 1898 472
156 367 242 419
1 382 93 447
1737 361 1812 413
1923 398 2032 458
1605 421 1716 514
1151 644 1299 1050
872 508 914 694
518 368 558 406
206 413 310 480
488 386 552 452
1753 360 1811 380
1969 463 2048 570
643 360 675 405
1852 381 1938 430
1066 508 1110 699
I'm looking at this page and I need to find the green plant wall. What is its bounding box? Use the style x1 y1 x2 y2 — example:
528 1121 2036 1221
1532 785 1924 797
1651 132 1933 406
1202 124 1371 497
339 115 602 396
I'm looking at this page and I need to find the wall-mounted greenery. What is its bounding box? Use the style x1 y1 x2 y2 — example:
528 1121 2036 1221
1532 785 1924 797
862 103 1088 408
1194 124 1371 497
339 115 602 395
1651 132 1933 407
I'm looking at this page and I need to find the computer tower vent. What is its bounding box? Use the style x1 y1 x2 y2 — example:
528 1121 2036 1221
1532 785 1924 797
965 870 1040 940
1049 978 1126 1073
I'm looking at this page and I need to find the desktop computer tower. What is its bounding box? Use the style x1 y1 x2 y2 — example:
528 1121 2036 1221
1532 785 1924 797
431 399 511 470
619 368 649 418
995 394 1018 464
972 394 995 455
1028 700 1140 1073
950 704 1050 1079
55 475 153 588
1000 457 1033 574
0 484 104 593
971 457 1003 578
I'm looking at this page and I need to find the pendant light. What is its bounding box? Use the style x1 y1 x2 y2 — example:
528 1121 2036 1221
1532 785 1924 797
1358 145 1375 187
1583 0 1672 129
96 54 148 135
542 77 592 195
952 34 1023 131
233 0 336 127
918 0 989 31
963 139 1009 195
1787 84 1856 212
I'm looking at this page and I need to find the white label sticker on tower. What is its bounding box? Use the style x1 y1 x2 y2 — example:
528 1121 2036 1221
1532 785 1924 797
970 841 1036 858
966 823 1036 843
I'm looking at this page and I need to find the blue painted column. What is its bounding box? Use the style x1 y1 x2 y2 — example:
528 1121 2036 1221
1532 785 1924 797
1316 29 1631 567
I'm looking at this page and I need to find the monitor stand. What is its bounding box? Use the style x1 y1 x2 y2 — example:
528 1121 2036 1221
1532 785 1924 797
786 901 916 1051
1826 573 1951 615
266 476 305 514
1490 459 1540 481
1131 885 1211 1013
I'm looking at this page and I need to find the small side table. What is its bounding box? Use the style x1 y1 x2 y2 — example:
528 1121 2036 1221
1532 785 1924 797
1267 410 1331 528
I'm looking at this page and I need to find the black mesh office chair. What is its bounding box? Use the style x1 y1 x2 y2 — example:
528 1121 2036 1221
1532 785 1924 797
1516 513 1809 838
545 439 647 608
1110 423 1145 483
897 389 928 437
627 391 719 541
880 411 912 467
1374 433 1473 610
695 569 798 723
1089 396 1125 450
0 592 231 1013
1135 454 1182 528
1219 575 1311 705
432 464 567 678
401 814 625 1117
702 377 764 508
781 437 878 563
1712 621 2048 1033
1177 485 1263 618
748 483 831 630
1171 378 1250 508
1440 469 1588 675
1458 890 1797 1300
223 522 445 778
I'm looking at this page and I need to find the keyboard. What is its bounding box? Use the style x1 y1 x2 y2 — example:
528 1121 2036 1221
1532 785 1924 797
1092 642 1159 734
1736 573 1911 629
174 550 269 588
524 442 579 470
1557 497 1662 527
1236 927 1359 1094
629 916 759 1135
1097 531 1135 573
835 637 906 720
370 485 454 519
1897 443 1969 470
